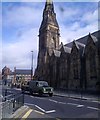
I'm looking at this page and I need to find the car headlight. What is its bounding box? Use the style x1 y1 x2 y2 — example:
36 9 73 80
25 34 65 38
43 88 46 92
51 88 53 92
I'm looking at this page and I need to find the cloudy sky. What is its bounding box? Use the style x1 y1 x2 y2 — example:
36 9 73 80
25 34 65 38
1 0 100 72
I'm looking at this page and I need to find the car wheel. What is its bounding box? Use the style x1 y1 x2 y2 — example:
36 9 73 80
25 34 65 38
49 93 53 97
39 90 43 96
30 89 33 95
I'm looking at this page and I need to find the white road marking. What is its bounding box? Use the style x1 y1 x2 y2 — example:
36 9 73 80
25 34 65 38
45 110 56 113
49 99 58 103
56 118 61 120
58 102 66 104
77 105 84 107
67 103 79 106
35 105 56 114
30 96 46 100
49 99 66 104
35 105 45 112
68 98 79 101
92 100 100 103
87 106 100 111
25 103 56 114
30 96 34 98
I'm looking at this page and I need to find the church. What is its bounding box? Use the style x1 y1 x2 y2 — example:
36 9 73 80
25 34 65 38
34 0 100 92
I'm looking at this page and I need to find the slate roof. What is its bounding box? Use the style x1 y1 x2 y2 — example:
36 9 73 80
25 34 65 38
59 42 71 54
90 34 98 43
74 41 85 56
15 69 31 75
64 30 100 48
53 50 61 57
63 46 71 53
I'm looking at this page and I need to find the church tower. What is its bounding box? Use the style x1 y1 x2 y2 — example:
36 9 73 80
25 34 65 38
35 0 60 80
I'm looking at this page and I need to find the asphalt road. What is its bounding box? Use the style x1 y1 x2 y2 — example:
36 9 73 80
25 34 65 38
3 87 99 119
24 93 100 119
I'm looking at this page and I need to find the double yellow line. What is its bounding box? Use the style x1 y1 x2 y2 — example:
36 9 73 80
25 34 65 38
21 109 33 119
21 108 45 119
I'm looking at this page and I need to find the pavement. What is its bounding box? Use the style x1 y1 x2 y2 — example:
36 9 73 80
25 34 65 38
9 90 100 119
10 105 29 118
54 90 100 102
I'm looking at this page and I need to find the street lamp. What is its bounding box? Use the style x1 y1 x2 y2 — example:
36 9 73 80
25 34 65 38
31 51 33 80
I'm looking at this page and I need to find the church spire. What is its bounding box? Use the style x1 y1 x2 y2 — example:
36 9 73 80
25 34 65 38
46 0 52 4
40 0 59 31
44 0 54 12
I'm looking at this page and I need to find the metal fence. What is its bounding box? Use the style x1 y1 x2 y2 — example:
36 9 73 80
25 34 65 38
1 93 24 119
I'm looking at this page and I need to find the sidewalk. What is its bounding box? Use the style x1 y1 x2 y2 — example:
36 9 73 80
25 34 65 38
54 90 100 102
10 105 29 118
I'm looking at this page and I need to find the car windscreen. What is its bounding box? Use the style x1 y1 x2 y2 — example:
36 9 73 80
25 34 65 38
38 82 48 87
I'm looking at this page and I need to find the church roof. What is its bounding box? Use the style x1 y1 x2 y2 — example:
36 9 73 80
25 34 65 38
74 41 85 56
64 30 100 48
60 46 71 53
63 46 71 53
53 50 61 57
89 34 98 43
59 42 71 53
75 41 85 49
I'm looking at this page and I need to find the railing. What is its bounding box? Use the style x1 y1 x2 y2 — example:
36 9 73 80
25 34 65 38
1 93 24 119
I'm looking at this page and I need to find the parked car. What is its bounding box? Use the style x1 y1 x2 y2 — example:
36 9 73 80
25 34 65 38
21 80 53 97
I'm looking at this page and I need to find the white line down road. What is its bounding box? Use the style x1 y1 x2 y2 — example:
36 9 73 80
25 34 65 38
87 106 100 111
35 105 56 114
45 110 56 113
25 103 56 114
77 105 84 107
35 105 45 112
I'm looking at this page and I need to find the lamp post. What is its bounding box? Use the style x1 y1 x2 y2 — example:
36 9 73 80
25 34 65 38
31 51 33 80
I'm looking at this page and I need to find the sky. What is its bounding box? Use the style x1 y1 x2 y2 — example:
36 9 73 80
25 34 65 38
1 0 100 73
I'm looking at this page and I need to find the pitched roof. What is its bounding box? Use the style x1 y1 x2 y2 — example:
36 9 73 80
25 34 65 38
59 42 71 53
64 30 100 48
15 69 31 75
89 34 98 43
63 46 71 53
53 50 61 57
71 40 85 56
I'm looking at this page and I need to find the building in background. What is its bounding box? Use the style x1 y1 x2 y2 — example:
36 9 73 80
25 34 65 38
2 66 32 87
14 68 31 87
2 66 13 86
2 66 11 80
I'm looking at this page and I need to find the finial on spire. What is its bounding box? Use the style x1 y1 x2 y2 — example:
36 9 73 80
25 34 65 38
46 0 52 4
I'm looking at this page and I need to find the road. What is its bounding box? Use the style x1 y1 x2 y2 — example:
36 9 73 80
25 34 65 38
2 87 100 119
23 92 100 119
